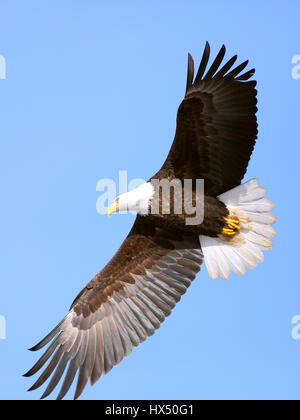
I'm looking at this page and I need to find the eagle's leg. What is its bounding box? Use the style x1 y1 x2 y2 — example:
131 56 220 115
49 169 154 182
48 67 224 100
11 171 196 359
222 217 240 236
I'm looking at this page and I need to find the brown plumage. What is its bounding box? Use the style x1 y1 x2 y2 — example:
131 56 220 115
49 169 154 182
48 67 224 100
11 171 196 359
25 42 259 400
158 42 257 195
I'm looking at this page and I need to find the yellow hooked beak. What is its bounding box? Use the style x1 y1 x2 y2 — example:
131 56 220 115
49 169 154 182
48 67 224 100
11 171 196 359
107 201 119 216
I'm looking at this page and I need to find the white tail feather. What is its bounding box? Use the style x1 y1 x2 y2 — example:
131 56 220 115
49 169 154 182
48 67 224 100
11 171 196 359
200 179 276 280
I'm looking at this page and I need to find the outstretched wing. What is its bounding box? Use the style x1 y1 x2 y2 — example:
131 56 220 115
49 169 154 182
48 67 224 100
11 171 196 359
159 42 258 196
25 217 203 400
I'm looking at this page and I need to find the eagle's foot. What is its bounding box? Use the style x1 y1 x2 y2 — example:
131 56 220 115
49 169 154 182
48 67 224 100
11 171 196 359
222 217 240 236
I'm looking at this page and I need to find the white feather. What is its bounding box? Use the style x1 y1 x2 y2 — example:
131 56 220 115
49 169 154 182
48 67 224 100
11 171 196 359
237 245 257 268
238 198 274 212
243 230 273 249
200 236 220 280
218 178 259 205
215 246 231 280
246 211 276 224
238 187 266 203
220 244 246 275
251 222 276 238
243 240 264 262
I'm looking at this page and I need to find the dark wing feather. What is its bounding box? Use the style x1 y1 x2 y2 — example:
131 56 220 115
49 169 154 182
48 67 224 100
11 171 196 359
25 217 203 400
159 42 258 196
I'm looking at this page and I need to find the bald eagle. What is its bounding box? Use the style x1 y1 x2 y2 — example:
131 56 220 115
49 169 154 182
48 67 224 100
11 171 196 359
25 43 276 400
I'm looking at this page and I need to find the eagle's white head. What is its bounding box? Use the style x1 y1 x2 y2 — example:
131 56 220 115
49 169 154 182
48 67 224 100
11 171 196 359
107 182 155 216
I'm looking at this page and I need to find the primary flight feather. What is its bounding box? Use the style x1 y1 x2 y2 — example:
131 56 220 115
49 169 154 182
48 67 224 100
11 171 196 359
25 42 276 400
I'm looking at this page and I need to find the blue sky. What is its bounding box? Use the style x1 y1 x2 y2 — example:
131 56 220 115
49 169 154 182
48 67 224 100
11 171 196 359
0 0 300 400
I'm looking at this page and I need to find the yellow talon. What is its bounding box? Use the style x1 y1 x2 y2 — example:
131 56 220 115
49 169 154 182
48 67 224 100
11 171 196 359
224 217 239 224
222 229 236 235
228 222 240 230
222 217 240 236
